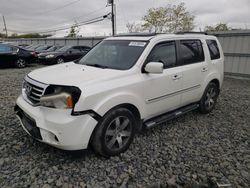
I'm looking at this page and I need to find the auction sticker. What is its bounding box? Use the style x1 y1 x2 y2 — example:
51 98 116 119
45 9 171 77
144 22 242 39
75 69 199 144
129 41 146 47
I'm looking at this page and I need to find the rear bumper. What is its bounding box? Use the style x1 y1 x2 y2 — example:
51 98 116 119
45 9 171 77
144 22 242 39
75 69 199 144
15 95 98 150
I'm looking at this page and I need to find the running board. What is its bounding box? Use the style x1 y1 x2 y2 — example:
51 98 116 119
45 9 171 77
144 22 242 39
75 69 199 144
144 103 199 129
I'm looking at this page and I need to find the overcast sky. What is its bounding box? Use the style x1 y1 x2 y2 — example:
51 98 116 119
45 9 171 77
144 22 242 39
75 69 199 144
0 0 250 37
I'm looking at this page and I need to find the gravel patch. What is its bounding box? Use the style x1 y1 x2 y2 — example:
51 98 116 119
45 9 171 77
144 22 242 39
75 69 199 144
0 65 250 187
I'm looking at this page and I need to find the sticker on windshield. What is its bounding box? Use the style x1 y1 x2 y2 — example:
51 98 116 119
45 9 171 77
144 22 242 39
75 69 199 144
129 42 146 47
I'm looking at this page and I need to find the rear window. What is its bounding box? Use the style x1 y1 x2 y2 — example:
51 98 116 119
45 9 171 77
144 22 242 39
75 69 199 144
206 40 220 60
179 40 204 65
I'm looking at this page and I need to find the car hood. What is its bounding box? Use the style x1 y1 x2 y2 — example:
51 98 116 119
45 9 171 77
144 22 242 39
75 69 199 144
28 62 125 87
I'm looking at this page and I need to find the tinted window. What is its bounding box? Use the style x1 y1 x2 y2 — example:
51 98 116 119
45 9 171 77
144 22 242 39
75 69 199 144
206 40 220 60
179 40 204 65
70 48 81 53
148 41 176 68
0 44 13 53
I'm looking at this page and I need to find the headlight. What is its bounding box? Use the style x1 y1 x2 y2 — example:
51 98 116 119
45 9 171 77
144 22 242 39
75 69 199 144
40 86 81 109
46 54 54 58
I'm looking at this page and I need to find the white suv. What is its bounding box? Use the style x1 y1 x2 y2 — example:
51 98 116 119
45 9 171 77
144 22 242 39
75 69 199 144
15 33 224 156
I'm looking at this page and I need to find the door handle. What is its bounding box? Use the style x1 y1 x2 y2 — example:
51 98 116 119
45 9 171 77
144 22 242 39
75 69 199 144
201 67 208 72
172 74 182 80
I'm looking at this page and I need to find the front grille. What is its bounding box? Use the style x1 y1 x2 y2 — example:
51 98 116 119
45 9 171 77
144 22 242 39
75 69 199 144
23 76 48 105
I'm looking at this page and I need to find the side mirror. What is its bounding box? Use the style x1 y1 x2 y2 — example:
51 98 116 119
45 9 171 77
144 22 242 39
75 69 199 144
144 62 164 74
68 50 72 54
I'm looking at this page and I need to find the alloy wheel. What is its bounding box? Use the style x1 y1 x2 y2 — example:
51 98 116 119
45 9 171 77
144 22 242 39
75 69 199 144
16 59 26 68
57 58 64 64
204 87 217 110
104 116 132 151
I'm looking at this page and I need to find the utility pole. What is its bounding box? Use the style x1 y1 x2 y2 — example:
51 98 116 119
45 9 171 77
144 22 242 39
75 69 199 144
108 0 116 36
2 15 8 38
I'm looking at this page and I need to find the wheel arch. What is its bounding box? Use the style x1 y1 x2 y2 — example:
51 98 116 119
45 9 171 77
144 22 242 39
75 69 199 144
102 103 143 132
210 78 220 92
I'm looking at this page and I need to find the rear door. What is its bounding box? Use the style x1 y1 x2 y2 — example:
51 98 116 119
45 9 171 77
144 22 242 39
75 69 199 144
177 39 207 106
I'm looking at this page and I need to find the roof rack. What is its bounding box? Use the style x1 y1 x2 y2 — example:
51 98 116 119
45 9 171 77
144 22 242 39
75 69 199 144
175 31 208 35
114 33 157 37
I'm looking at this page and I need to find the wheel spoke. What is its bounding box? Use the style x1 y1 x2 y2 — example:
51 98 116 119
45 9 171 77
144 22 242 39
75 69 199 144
116 137 123 148
115 117 121 127
107 137 117 148
106 129 116 136
210 98 214 105
119 119 129 131
120 130 131 137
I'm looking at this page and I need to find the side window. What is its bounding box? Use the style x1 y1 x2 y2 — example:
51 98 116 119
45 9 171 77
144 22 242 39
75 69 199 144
0 45 12 53
206 40 220 60
147 41 177 69
179 40 204 65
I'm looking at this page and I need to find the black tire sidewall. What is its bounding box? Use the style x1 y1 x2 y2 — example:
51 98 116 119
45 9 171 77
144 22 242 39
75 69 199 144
199 82 219 114
92 108 136 157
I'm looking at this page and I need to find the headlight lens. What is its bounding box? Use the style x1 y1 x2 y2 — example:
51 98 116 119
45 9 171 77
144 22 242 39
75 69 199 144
46 54 54 58
40 86 81 109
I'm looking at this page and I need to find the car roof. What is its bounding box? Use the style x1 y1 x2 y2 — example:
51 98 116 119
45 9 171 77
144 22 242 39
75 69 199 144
105 33 217 42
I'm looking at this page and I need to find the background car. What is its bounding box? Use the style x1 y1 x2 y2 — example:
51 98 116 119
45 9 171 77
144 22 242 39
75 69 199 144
0 43 37 68
38 45 91 65
25 44 43 51
35 45 63 55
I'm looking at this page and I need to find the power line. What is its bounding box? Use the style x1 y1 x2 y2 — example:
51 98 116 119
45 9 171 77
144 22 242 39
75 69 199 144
6 6 108 31
34 0 82 15
7 14 110 34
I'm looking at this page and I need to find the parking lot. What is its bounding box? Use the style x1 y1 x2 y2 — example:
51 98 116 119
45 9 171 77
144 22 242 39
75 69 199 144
0 64 250 187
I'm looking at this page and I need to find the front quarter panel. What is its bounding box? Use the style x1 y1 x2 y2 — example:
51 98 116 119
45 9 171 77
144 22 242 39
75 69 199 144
74 90 145 118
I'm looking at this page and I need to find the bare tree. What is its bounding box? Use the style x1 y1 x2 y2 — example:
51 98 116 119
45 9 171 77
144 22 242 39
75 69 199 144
126 22 143 33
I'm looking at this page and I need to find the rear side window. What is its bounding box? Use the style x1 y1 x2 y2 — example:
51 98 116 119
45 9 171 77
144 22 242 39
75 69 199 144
179 40 204 65
147 41 177 69
206 40 220 60
0 44 12 53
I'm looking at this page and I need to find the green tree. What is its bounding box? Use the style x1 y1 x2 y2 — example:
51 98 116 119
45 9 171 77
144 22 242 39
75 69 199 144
205 23 230 32
67 23 80 38
142 3 195 33
0 33 6 38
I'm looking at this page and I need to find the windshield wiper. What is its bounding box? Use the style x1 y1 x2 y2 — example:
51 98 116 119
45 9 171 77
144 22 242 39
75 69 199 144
85 63 108 69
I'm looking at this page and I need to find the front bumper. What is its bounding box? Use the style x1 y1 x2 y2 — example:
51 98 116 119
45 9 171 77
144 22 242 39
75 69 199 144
15 95 98 150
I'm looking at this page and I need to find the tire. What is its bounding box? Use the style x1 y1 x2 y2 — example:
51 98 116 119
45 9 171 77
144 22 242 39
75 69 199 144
91 108 136 157
199 82 219 114
15 58 26 68
56 57 64 64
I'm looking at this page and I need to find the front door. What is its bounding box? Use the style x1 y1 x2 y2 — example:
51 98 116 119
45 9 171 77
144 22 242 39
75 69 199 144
141 41 183 119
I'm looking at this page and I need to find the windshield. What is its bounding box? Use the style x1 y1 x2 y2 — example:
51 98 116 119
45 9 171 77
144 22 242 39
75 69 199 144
56 46 71 52
78 40 148 70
